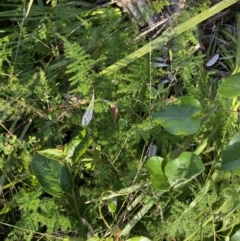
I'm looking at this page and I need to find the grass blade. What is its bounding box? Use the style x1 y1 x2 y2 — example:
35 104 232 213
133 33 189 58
120 197 155 236
101 0 238 74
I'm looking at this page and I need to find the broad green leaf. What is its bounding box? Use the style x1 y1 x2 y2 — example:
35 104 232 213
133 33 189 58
231 230 240 241
64 129 93 163
218 73 240 98
36 148 64 161
219 132 240 176
31 151 73 197
153 96 201 135
126 237 151 241
72 135 93 163
165 152 204 187
146 156 170 190
229 131 240 145
64 129 86 159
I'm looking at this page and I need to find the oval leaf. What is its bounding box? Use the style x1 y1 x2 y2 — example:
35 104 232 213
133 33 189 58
219 132 240 176
229 131 240 145
165 152 204 187
153 96 201 135
146 156 170 190
31 150 73 197
218 73 240 98
231 229 240 241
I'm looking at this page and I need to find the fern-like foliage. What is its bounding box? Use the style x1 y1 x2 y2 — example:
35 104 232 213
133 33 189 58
58 35 96 95
5 188 76 241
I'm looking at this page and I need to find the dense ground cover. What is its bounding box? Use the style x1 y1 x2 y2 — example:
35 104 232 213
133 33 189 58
1 0 240 240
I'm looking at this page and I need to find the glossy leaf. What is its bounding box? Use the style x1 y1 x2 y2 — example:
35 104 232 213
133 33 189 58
72 135 93 163
229 131 240 145
219 132 240 176
31 150 73 197
218 73 240 98
64 129 93 163
39 148 65 160
146 156 170 190
153 96 201 135
64 129 86 160
165 152 204 187
231 230 240 241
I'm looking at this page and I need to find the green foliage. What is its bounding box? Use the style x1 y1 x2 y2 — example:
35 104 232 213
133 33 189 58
146 156 170 190
5 188 75 241
218 72 240 98
153 96 202 135
58 35 96 95
31 149 73 196
1 0 240 241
